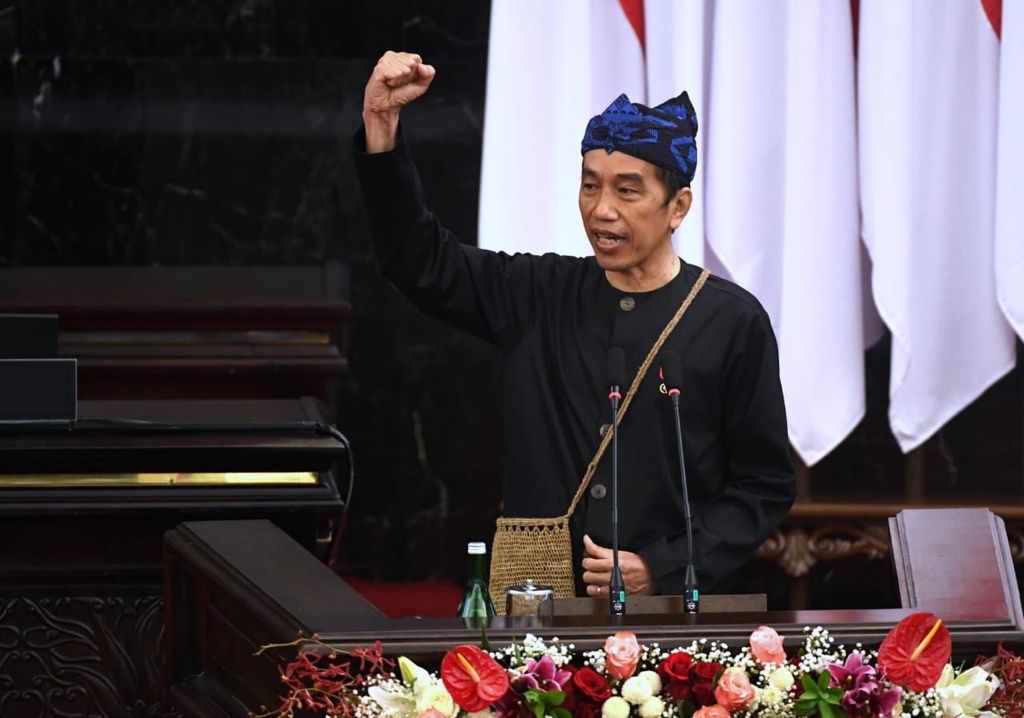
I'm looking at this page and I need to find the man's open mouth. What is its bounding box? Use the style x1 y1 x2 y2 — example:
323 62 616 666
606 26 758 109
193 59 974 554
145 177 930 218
593 230 626 248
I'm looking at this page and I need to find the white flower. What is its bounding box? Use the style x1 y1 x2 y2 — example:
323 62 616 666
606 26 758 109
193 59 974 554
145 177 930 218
934 665 1000 717
768 667 795 692
637 670 662 695
638 697 664 718
415 683 457 718
602 696 630 718
621 676 654 705
367 684 416 718
399 657 432 689
758 686 785 706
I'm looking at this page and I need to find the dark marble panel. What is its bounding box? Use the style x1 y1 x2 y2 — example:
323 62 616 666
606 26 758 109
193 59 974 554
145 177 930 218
12 54 485 265
0 1 13 54
1 1 14 262
14 0 490 60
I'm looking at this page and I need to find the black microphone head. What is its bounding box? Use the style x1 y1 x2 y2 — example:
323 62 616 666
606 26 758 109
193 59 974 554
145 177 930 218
606 347 626 389
661 350 683 392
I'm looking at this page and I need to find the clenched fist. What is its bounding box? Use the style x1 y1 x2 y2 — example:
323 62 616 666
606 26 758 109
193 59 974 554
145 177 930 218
363 51 435 153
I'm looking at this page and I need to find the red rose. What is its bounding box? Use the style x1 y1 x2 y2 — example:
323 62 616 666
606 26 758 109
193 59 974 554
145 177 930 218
560 665 578 712
573 667 612 703
658 652 694 685
692 682 716 707
662 681 693 703
575 702 602 718
691 661 723 683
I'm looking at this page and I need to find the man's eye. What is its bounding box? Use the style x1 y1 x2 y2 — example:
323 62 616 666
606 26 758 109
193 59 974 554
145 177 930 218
619 187 637 195
582 183 597 191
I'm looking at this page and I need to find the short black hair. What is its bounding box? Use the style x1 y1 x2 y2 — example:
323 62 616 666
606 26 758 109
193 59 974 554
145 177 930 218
654 165 690 206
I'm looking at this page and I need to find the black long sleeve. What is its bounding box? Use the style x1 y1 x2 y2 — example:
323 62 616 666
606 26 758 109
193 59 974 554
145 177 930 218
354 127 795 595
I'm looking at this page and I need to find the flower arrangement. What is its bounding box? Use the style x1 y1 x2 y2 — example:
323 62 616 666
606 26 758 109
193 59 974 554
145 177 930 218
252 613 1020 718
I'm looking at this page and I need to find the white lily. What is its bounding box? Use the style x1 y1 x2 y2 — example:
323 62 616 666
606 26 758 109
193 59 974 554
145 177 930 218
934 664 1001 718
399 656 433 691
367 684 417 718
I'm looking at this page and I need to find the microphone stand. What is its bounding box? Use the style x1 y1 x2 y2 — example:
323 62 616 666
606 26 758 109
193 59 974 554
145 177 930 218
668 387 699 614
608 384 626 616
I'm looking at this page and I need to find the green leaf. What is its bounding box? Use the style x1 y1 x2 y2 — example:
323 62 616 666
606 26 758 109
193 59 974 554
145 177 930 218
817 671 831 691
794 700 819 717
544 691 565 706
533 703 544 718
524 690 542 703
820 701 835 718
552 708 572 718
823 689 844 705
800 674 821 697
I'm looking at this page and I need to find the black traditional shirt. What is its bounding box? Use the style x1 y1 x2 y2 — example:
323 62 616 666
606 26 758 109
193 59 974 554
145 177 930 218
353 129 795 595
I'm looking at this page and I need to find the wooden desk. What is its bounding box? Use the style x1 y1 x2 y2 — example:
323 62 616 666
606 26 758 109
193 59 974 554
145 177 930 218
0 399 349 718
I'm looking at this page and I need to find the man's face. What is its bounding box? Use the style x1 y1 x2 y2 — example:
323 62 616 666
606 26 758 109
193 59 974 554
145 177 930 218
579 150 690 280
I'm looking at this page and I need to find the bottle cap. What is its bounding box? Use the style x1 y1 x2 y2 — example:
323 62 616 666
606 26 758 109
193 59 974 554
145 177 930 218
467 542 487 555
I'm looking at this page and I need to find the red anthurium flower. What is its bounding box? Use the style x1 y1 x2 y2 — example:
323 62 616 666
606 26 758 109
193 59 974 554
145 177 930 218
441 644 510 712
877 612 951 691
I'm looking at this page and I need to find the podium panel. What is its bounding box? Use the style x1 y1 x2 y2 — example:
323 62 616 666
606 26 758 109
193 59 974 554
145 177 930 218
163 509 1024 718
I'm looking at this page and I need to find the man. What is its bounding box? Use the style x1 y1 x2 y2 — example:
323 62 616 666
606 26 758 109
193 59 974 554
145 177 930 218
355 51 795 597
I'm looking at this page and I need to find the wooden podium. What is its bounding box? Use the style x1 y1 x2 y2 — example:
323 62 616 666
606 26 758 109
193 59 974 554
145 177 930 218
0 399 349 718
163 508 1024 718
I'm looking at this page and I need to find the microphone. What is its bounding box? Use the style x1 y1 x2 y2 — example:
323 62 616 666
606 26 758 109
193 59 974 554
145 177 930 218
605 347 626 615
661 350 699 614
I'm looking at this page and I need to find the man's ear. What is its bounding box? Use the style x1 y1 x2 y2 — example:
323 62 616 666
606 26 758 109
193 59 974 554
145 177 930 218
669 187 693 231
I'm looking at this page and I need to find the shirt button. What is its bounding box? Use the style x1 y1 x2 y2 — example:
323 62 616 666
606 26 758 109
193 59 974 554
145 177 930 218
590 483 608 500
599 422 611 437
619 296 636 312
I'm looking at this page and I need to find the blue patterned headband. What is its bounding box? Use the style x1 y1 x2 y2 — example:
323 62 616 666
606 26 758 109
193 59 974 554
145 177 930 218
580 91 698 184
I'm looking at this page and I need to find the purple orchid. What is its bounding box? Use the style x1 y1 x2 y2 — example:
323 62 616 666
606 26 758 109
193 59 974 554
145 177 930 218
519 656 573 692
494 656 572 718
827 653 902 718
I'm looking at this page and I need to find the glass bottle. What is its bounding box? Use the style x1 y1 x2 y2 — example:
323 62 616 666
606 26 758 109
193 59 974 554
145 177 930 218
457 541 496 619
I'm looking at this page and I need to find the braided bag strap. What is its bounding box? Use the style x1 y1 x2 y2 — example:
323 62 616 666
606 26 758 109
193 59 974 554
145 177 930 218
564 268 709 518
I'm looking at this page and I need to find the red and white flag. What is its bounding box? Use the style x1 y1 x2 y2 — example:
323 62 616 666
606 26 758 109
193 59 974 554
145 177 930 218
479 0 645 256
997 0 1024 340
701 1 869 465
859 0 1016 452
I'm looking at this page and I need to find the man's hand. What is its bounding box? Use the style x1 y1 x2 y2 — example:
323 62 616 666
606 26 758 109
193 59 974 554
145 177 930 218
363 51 435 153
582 534 654 596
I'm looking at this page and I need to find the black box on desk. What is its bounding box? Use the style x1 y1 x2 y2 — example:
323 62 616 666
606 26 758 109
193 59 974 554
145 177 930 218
0 358 77 425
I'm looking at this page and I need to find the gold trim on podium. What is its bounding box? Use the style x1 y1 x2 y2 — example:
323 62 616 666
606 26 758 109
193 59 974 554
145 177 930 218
0 472 319 488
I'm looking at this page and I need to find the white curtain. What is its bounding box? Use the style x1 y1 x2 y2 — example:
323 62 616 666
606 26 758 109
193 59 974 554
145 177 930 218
480 0 1021 462
859 0 1016 452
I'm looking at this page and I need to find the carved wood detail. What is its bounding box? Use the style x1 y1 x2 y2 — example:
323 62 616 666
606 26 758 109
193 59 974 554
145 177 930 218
0 595 179 718
757 519 1024 578
756 523 892 577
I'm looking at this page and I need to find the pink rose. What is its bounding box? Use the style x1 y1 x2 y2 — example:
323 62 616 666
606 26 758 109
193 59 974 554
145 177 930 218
603 632 641 680
692 706 730 718
749 625 786 665
713 670 755 712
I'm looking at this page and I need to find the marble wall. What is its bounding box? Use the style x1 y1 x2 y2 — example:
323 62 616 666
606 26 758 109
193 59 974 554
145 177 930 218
0 0 502 583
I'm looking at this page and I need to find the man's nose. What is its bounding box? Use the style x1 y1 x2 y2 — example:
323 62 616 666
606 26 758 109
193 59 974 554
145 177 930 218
594 191 619 220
